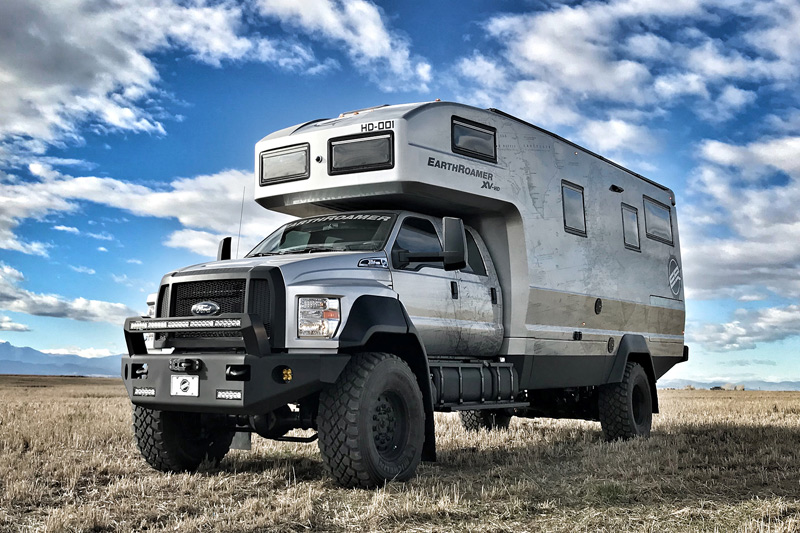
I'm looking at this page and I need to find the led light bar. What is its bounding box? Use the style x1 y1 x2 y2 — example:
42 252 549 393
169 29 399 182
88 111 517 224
216 390 242 400
133 387 156 397
130 318 242 331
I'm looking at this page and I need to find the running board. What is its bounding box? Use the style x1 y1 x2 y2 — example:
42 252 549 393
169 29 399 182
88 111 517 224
443 402 530 412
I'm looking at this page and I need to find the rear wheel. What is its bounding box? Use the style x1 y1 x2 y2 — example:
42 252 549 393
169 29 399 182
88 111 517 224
460 409 512 431
317 352 425 488
598 362 653 440
133 406 233 472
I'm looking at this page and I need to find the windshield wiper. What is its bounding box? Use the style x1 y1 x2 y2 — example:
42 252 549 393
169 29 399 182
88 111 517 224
276 246 347 255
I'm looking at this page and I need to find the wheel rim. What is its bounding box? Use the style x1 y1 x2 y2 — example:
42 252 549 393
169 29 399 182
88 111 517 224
371 391 408 461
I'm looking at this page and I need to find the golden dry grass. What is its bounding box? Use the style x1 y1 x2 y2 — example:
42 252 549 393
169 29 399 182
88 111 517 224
1 375 800 532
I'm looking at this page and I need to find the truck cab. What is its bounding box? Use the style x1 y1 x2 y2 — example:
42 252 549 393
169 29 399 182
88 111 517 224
122 101 687 488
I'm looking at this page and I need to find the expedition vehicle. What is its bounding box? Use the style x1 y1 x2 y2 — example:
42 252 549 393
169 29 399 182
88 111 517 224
122 101 687 488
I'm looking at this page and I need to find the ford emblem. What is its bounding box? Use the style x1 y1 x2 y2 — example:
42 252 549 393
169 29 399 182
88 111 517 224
191 301 221 316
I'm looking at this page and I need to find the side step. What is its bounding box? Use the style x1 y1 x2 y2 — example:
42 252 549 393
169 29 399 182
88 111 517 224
449 402 529 411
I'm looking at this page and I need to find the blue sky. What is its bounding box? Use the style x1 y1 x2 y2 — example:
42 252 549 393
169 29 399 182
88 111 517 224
1 0 799 382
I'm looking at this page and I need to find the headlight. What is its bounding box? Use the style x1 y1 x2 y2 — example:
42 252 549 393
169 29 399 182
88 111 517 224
298 297 340 338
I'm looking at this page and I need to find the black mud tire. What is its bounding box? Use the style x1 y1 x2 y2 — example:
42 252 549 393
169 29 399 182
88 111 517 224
598 362 653 440
133 405 234 472
460 409 513 432
317 352 425 489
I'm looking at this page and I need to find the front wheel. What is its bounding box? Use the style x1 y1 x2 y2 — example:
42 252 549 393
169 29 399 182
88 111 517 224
133 406 233 472
317 352 425 488
598 362 653 440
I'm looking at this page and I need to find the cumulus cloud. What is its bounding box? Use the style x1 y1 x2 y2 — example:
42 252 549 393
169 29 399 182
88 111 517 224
451 0 800 154
0 0 430 165
687 305 800 351
683 135 800 300
255 0 431 91
0 315 30 332
0 166 290 259
0 262 136 325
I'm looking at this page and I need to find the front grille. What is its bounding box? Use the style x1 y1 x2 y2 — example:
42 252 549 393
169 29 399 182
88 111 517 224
171 279 246 317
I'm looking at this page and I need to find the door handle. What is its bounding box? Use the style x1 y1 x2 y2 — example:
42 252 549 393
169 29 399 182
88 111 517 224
490 287 498 304
450 281 459 299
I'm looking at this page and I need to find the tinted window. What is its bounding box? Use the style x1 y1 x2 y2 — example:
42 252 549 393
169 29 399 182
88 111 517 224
562 182 587 236
260 143 309 184
621 204 640 250
393 217 442 270
644 197 673 245
464 230 487 276
330 133 393 174
452 117 496 162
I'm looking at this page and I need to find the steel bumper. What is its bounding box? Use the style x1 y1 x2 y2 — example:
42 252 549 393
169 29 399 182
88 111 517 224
121 314 350 415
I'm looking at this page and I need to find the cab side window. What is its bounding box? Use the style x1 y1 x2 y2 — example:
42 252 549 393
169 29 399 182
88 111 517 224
392 217 443 270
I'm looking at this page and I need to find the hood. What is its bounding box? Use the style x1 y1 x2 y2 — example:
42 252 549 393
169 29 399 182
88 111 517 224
173 251 391 287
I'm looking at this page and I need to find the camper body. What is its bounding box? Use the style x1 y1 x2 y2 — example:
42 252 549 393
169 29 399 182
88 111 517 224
122 101 686 487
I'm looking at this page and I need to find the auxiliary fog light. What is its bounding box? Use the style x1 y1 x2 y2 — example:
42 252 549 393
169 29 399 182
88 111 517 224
297 297 340 338
133 387 156 397
216 390 242 400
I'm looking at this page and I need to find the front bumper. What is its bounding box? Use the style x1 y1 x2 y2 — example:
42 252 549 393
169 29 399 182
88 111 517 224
122 314 349 414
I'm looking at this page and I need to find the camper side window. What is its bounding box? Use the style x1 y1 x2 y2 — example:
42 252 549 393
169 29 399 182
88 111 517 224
643 197 673 245
393 217 443 270
621 204 640 251
561 181 587 237
451 117 497 163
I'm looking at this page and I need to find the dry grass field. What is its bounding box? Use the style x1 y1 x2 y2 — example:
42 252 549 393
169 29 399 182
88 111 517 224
1 376 800 532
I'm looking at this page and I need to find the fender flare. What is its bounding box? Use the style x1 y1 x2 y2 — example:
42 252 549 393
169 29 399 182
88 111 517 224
338 295 437 461
606 334 659 413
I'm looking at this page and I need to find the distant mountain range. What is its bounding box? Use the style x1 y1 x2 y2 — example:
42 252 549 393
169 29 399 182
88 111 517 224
0 341 121 377
657 378 800 391
1 341 800 389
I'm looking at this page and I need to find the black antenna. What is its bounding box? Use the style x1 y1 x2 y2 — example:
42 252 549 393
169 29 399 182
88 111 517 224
236 186 245 259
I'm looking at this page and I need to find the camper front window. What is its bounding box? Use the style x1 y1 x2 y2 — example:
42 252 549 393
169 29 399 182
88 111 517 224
247 213 397 256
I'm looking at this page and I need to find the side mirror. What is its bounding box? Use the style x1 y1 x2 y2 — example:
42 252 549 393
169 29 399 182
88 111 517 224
442 217 467 271
217 236 232 261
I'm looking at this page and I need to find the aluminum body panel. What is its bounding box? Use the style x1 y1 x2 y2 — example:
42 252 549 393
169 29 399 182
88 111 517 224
252 101 685 361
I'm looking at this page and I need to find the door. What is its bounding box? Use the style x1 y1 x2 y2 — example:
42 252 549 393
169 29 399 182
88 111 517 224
455 228 503 356
390 216 461 355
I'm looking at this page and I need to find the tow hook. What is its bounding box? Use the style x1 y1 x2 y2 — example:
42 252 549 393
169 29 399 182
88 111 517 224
169 358 202 372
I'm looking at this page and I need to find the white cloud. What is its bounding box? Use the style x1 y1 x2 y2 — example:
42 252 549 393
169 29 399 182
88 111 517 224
687 305 800 351
53 225 79 234
683 135 800 300
69 265 96 275
579 119 657 153
0 0 428 165
0 166 290 259
255 0 431 91
0 315 30 332
451 0 800 154
42 347 114 358
0 261 136 325
97 247 108 252
126 259 143 265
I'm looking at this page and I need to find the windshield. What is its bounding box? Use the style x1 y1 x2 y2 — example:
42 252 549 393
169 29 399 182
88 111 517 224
247 213 397 256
